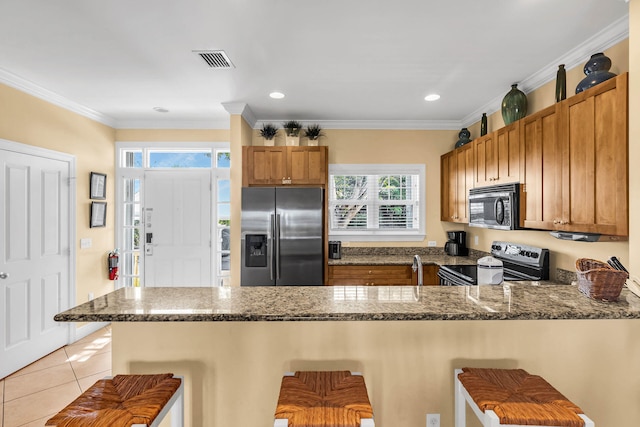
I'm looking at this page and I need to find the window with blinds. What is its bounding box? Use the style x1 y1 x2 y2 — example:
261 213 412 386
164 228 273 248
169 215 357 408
329 164 425 241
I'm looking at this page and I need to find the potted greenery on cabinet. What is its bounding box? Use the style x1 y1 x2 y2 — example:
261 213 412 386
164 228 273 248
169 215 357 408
283 120 303 146
260 123 278 146
304 124 324 146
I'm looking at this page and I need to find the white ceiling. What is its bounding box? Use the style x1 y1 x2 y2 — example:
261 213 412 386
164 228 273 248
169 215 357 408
0 0 629 130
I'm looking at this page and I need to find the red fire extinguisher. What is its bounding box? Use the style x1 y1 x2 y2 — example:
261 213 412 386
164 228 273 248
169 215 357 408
108 250 119 280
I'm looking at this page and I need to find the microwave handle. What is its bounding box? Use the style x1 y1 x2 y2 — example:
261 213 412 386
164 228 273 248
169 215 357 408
494 198 504 225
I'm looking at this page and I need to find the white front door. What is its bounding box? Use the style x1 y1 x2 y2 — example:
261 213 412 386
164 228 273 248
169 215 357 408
0 143 72 378
144 170 212 286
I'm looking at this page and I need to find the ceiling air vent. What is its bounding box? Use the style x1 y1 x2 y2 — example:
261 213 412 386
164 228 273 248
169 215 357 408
194 50 235 69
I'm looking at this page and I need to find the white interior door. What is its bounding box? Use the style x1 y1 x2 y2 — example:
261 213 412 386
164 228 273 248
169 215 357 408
0 144 72 378
144 170 212 286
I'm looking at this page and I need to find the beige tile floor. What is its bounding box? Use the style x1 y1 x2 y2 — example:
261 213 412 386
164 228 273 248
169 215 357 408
1 326 112 427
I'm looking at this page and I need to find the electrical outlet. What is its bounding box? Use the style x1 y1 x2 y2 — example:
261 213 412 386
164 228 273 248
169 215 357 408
427 240 437 247
88 292 94 301
474 235 479 246
426 413 440 427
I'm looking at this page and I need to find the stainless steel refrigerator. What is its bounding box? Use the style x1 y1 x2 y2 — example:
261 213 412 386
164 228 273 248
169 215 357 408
241 187 324 286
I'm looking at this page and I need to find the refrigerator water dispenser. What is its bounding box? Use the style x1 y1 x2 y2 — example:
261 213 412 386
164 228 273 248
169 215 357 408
245 234 267 267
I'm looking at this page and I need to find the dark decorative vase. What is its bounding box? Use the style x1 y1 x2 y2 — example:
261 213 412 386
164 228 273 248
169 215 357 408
501 84 527 125
575 53 617 94
455 128 472 148
480 113 488 136
555 64 566 102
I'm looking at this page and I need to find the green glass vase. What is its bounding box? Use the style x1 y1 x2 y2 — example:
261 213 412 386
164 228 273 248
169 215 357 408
501 84 527 125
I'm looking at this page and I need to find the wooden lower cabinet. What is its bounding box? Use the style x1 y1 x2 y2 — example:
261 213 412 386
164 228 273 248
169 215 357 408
327 264 439 286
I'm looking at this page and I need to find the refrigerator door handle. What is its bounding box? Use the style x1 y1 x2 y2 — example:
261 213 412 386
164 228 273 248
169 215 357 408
269 214 275 281
275 214 281 280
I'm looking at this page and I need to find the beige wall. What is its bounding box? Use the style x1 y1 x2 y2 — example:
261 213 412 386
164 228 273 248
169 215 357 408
114 129 229 142
629 1 639 277
0 83 116 307
113 319 640 427
228 115 253 286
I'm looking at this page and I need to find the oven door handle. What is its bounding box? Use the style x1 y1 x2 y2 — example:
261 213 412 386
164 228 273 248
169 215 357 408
503 267 540 281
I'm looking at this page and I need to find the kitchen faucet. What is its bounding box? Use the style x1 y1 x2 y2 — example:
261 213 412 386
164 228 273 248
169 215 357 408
412 254 423 286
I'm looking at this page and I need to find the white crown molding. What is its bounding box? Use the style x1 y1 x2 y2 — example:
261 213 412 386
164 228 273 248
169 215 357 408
0 67 117 128
221 102 257 127
461 13 629 127
115 119 231 130
253 119 463 130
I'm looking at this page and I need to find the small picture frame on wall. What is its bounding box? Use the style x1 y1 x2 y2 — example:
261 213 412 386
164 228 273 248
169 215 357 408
90 172 106 200
90 202 107 228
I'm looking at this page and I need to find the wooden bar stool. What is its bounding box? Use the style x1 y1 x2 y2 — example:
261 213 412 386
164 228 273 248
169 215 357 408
46 373 184 427
455 368 594 427
274 370 374 427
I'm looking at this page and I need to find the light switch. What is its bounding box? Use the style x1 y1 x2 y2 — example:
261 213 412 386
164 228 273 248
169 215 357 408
80 238 92 249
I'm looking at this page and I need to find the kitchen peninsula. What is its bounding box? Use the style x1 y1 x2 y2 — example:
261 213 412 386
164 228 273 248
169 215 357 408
56 284 640 427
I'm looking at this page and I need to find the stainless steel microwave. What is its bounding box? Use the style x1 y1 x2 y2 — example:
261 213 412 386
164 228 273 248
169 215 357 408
468 183 521 230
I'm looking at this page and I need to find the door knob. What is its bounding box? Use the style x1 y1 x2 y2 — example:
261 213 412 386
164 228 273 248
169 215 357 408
0 272 9 279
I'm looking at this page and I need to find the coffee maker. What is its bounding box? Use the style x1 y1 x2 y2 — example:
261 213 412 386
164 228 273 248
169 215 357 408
444 231 468 256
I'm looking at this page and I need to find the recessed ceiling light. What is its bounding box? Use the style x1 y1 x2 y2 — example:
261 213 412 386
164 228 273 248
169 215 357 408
270 92 285 99
424 94 440 101
153 107 169 113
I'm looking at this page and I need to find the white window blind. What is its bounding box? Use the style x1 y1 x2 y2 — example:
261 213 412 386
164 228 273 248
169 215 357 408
329 164 425 242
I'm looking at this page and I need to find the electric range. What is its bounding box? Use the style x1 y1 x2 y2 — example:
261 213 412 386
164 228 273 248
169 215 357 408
438 241 549 286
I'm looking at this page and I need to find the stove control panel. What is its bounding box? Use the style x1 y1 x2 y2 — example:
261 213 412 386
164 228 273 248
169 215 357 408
490 241 548 267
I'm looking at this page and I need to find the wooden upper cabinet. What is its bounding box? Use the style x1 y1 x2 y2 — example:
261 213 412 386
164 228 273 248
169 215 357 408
243 146 328 186
559 73 628 236
520 104 562 230
520 73 628 236
440 143 473 223
288 146 327 185
243 146 287 185
474 122 520 187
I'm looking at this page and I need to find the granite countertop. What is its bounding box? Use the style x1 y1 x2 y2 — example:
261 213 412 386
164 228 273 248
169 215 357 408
54 284 640 322
328 254 477 266
327 246 481 266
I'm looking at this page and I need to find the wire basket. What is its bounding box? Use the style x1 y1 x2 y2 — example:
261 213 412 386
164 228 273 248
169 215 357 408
575 258 628 301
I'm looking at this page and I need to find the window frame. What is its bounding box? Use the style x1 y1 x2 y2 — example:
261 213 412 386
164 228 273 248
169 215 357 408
328 164 425 242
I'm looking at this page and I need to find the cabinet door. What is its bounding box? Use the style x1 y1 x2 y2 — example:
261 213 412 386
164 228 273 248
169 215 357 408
474 124 519 186
441 145 472 224
560 73 628 236
440 151 456 221
520 104 562 229
243 147 288 185
422 265 440 286
495 122 520 184
455 144 473 223
473 133 496 187
288 146 327 185
328 265 413 285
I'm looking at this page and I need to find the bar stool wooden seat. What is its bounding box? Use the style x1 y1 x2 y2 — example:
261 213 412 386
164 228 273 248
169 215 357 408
274 370 374 427
46 373 184 427
455 368 594 427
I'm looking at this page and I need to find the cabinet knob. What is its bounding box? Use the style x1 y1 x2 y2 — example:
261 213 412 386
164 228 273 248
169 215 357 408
368 270 372 274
